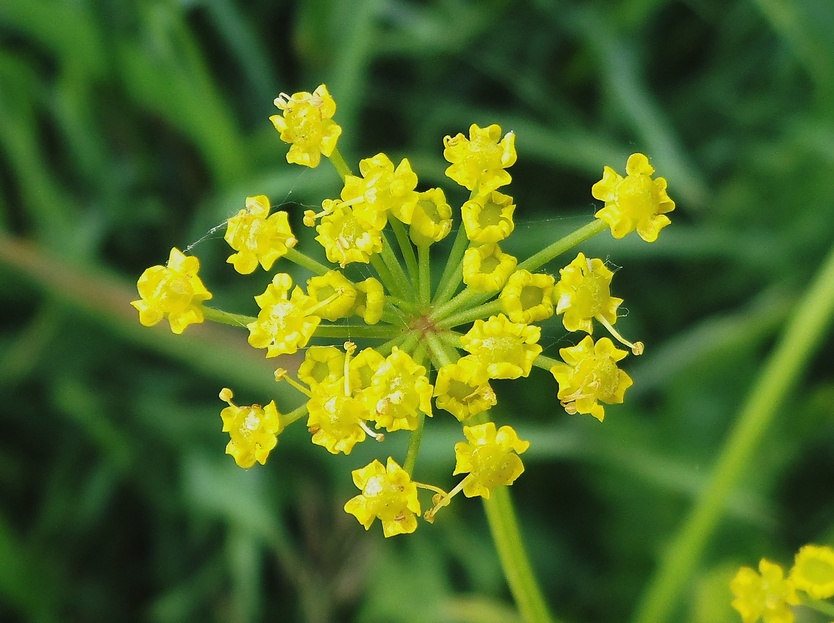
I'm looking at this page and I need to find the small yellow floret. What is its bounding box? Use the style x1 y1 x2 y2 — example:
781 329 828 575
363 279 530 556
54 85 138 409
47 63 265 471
790 544 834 599
315 203 384 267
554 253 622 334
731 559 799 623
131 247 212 334
443 123 516 193
461 191 516 243
453 423 530 499
549 336 632 422
270 84 342 168
351 277 385 325
298 346 345 389
367 347 433 432
306 270 357 321
409 188 452 246
344 457 421 537
462 243 518 292
460 314 542 379
306 381 370 455
499 269 556 324
592 153 675 242
433 357 496 421
224 195 297 274
247 273 320 357
342 153 419 226
219 388 283 468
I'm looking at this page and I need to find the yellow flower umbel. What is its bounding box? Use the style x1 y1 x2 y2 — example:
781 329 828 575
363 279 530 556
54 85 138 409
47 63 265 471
731 559 799 623
443 123 517 193
133 85 672 538
592 152 675 242
270 84 342 168
790 544 834 599
344 457 421 537
131 247 212 334
549 336 633 422
219 388 283 468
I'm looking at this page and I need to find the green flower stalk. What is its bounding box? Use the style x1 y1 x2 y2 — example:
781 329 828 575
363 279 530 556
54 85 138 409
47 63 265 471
131 84 676 623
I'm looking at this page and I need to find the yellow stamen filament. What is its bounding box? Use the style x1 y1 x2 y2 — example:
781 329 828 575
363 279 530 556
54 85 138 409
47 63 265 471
595 315 644 355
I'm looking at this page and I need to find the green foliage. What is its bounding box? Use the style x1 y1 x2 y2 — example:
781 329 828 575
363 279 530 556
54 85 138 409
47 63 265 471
2 0 834 621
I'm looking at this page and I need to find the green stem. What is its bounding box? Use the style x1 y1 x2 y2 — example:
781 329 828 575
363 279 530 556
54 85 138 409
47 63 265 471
390 217 419 284
371 255 406 301
432 224 470 305
327 146 352 180
386 296 422 315
424 331 454 369
517 219 607 272
802 596 834 618
284 247 330 276
532 353 560 371
418 244 432 307
484 486 558 623
282 403 309 427
437 300 502 329
202 306 255 327
632 239 834 623
312 324 401 339
380 230 416 300
402 411 426 476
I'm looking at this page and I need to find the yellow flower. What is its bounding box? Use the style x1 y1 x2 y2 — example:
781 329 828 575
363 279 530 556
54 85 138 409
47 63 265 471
270 84 342 168
131 247 212 334
409 188 452 246
462 242 518 292
731 559 799 623
443 123 516 193
306 381 370 455
342 153 419 226
461 191 516 243
460 314 542 379
298 346 345 390
219 388 283 468
344 457 421 537
367 347 433 432
554 253 622 334
348 347 385 394
433 357 497 421
315 203 384 267
549 336 632 422
224 195 297 274
351 277 385 325
453 423 529 499
247 273 320 357
499 269 556 324
592 153 675 242
306 270 357 321
790 544 834 599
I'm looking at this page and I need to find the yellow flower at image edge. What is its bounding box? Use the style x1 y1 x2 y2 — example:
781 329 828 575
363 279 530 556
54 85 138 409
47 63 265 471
791 544 834 599
454 422 530 499
344 457 421 537
592 152 675 242
131 247 212 334
270 84 342 168
550 336 632 422
731 559 799 623
219 388 283 468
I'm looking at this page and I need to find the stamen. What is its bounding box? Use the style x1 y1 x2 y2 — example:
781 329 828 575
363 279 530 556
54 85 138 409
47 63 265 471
274 368 312 397
359 420 384 441
424 476 470 523
595 315 644 355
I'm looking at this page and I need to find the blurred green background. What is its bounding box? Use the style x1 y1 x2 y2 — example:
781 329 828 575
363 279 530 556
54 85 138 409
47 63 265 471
3 0 834 622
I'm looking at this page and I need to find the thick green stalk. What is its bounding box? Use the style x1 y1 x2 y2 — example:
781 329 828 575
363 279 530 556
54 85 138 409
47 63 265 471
380 230 417 300
284 247 330 276
484 486 558 623
390 217 419 284
327 147 352 180
202 306 255 327
517 219 607 272
418 244 432 307
312 324 401 339
632 239 834 623
433 224 470 305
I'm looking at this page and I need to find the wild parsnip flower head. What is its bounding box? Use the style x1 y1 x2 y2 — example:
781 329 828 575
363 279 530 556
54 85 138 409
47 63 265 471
731 559 799 623
133 84 673 536
790 544 834 599
444 123 517 193
219 388 283 468
453 423 529 498
131 247 212 334
224 195 297 274
592 153 675 242
270 84 341 168
344 457 421 537
549 336 633 422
